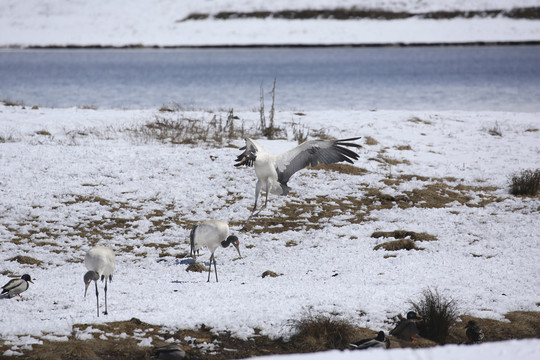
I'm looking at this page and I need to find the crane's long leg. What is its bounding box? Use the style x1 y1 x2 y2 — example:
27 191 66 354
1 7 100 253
254 181 269 217
241 180 262 231
103 278 108 315
214 255 219 282
207 254 213 282
94 281 100 317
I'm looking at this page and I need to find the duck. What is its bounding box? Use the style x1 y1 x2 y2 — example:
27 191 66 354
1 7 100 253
390 311 422 342
1 274 34 298
151 344 187 360
465 320 484 344
350 331 390 350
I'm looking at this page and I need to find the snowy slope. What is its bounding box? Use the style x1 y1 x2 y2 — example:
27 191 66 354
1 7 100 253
1 0 540 47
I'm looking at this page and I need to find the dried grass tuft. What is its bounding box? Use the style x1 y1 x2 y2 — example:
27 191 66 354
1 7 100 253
371 230 437 241
289 313 358 351
409 288 459 344
8 255 43 266
510 169 540 196
374 239 418 251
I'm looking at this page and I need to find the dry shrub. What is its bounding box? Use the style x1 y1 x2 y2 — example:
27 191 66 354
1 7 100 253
510 169 540 196
488 122 502 136
409 288 459 344
186 262 208 273
8 255 43 266
289 314 358 351
371 230 437 241
374 239 418 251
129 112 244 145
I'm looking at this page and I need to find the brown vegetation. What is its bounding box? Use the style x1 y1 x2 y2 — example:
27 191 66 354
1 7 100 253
374 239 419 251
6 312 539 359
510 169 540 196
180 7 540 21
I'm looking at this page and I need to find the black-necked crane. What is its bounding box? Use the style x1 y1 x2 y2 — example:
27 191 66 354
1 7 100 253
190 220 241 282
235 137 362 230
83 246 115 316
1 274 34 298
389 311 423 342
350 331 390 350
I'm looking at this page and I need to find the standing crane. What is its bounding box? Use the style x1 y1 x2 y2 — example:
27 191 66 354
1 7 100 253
190 220 241 282
83 246 115 316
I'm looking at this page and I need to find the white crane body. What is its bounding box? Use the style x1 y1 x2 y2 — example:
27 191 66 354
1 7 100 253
84 246 115 316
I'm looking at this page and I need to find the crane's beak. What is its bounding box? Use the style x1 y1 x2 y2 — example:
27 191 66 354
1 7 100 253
233 241 241 258
84 281 90 298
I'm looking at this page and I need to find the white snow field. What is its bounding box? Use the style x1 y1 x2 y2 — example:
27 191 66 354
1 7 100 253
0 105 539 358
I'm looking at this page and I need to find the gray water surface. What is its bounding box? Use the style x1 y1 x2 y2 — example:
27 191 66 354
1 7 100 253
1 46 539 111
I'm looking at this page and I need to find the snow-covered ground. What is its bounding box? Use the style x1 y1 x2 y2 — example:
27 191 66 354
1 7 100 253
256 339 540 360
0 105 539 358
1 0 540 47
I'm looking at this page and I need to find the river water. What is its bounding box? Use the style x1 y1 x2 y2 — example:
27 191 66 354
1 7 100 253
0 46 539 111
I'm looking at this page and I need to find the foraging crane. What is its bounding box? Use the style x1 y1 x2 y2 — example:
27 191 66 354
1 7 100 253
350 331 390 350
235 137 362 230
83 246 115 317
1 274 34 298
390 311 423 342
190 220 241 282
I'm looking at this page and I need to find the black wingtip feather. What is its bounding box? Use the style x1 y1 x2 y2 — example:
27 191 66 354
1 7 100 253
337 137 362 143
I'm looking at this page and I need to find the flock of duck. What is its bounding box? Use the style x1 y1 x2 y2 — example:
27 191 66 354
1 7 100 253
349 313 484 350
2 136 485 355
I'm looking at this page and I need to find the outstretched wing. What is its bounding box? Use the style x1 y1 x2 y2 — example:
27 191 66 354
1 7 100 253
275 137 361 185
234 138 264 167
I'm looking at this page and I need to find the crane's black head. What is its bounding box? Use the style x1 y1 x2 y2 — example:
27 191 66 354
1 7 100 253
223 235 241 258
21 274 34 283
83 271 99 297
375 331 385 341
406 311 421 320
